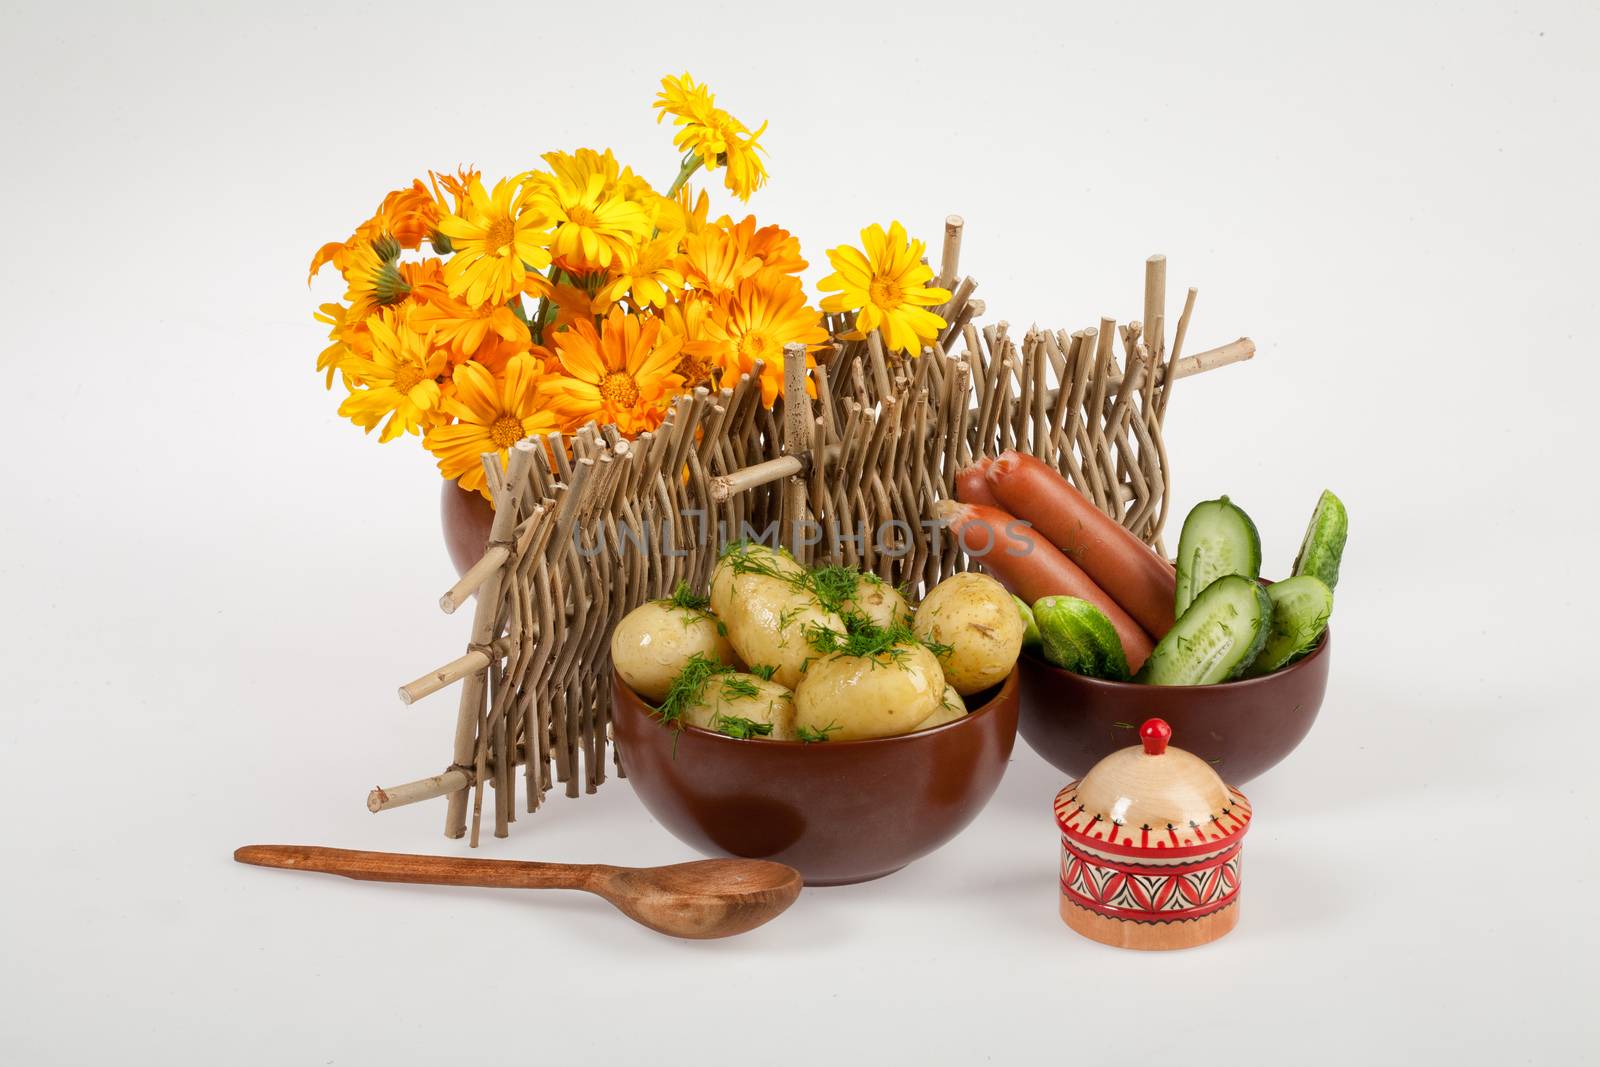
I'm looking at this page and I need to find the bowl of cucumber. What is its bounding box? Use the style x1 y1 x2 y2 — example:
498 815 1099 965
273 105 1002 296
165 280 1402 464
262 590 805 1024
1017 628 1329 784
1011 487 1346 785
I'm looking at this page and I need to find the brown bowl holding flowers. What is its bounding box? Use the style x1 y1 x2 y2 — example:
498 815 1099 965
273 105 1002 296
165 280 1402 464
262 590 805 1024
611 667 1020 886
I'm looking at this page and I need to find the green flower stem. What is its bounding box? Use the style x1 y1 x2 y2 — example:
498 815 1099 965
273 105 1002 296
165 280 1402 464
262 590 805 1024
664 152 704 199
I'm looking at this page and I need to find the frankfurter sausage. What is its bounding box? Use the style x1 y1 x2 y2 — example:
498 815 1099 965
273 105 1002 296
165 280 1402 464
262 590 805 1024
936 499 1154 671
986 450 1176 638
954 458 1000 508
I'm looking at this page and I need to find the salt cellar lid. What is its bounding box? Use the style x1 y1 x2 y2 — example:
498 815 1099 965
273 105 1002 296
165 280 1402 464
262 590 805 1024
1053 718 1251 857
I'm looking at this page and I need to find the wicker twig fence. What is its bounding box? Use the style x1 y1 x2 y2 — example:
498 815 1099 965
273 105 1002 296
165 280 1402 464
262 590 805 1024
371 219 1255 845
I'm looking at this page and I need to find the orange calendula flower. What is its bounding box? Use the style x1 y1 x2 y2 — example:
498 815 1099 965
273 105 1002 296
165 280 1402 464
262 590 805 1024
701 274 827 405
429 167 481 216
725 216 806 275
657 293 723 389
379 180 443 249
424 355 567 498
437 177 554 307
413 290 531 360
818 222 951 356
678 224 762 297
336 306 448 443
547 282 617 333
546 308 685 435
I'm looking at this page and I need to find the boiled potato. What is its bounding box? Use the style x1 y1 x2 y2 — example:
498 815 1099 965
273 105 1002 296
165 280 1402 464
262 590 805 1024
609 600 736 703
842 574 911 629
678 673 797 741
794 641 945 741
913 684 967 731
913 572 1025 695
721 574 845 690
709 543 807 619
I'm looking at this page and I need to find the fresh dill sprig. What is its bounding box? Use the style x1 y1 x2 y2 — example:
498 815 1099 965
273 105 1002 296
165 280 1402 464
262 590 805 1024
796 720 841 743
655 652 732 729
712 714 775 740
664 580 710 613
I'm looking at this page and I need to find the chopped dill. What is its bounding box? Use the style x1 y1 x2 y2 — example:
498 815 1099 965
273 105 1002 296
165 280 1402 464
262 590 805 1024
796 720 840 743
803 615 951 664
808 564 863 616
712 714 774 740
748 664 777 681
718 675 763 701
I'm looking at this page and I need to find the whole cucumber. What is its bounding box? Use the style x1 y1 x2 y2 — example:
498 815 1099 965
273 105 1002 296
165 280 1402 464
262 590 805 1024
1137 575 1272 685
1292 490 1348 592
1032 596 1131 681
1015 596 1041 651
1174 496 1263 617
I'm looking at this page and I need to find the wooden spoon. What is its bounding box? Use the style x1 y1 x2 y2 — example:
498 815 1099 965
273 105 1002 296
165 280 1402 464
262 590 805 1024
234 845 802 939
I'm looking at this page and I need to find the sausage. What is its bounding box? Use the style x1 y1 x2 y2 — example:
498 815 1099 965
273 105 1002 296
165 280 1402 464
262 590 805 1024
936 499 1154 671
954 458 1001 508
986 450 1176 638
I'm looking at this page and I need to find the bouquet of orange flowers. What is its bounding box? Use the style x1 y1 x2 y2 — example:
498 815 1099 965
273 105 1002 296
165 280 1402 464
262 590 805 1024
309 74 954 499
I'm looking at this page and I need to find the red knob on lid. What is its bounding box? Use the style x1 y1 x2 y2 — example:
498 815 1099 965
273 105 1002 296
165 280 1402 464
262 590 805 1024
1140 718 1172 756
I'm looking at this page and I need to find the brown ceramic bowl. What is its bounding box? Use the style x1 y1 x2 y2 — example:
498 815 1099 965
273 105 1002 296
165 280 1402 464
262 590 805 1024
611 668 1021 886
1017 630 1330 785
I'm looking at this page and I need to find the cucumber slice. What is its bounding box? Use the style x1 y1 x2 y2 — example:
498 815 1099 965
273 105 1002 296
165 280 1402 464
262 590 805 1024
1015 596 1041 651
1245 576 1333 677
1032 596 1131 681
1292 489 1348 592
1174 496 1262 617
1137 575 1272 685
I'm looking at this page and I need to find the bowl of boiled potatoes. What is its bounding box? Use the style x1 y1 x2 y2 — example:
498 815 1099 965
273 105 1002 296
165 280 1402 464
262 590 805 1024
609 543 1024 885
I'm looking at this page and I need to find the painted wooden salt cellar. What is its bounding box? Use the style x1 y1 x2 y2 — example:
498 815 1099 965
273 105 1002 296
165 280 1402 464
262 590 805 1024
1054 718 1251 950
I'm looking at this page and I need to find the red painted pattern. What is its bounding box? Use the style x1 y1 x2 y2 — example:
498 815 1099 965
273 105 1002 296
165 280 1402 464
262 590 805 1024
1053 782 1252 860
1059 836 1243 923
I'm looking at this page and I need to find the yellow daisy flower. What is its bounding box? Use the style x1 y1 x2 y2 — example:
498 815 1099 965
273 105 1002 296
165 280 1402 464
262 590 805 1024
532 171 653 272
701 273 827 405
341 237 411 321
818 222 952 356
424 355 566 498
313 302 361 389
604 235 686 308
437 177 554 307
546 308 685 435
336 306 447 443
654 73 770 201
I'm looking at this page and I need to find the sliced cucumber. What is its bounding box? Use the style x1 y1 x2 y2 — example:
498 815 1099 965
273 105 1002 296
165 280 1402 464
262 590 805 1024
1137 575 1271 685
1015 596 1041 651
1174 496 1262 617
1245 576 1333 677
1032 596 1131 681
1292 489 1348 592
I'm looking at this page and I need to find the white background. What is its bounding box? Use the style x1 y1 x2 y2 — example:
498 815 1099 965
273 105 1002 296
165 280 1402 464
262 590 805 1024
3 1 1596 1063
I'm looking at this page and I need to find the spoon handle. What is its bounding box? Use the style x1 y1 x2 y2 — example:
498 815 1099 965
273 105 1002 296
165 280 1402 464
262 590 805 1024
234 845 604 891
